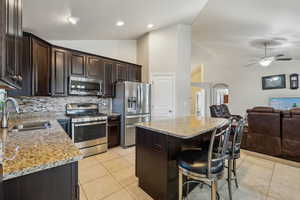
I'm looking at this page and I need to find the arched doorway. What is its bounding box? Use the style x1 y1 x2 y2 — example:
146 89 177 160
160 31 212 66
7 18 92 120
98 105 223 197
212 83 229 105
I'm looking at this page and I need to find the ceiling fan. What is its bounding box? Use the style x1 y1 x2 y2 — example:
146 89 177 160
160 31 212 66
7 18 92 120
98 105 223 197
245 42 293 67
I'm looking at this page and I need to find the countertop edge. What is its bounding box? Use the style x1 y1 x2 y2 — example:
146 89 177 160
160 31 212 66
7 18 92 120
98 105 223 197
3 154 83 181
135 118 230 139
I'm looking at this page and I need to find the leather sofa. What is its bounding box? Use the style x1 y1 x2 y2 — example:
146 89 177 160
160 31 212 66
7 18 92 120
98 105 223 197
246 107 282 156
282 108 300 161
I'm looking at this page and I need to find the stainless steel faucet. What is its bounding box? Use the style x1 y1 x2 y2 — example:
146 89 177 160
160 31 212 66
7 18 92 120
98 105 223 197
1 97 20 128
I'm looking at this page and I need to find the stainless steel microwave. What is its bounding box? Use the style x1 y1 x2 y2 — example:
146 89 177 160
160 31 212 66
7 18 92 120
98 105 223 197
69 76 102 96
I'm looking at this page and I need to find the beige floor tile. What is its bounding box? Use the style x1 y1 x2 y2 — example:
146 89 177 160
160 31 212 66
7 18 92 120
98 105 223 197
111 166 138 187
82 175 122 200
124 153 136 165
267 163 300 200
94 151 121 163
126 182 153 200
80 184 88 200
100 189 135 200
102 157 132 173
79 163 109 184
111 146 135 156
79 156 100 170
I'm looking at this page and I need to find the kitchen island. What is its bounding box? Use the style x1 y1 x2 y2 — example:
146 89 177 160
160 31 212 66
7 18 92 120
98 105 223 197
135 116 229 200
1 114 82 200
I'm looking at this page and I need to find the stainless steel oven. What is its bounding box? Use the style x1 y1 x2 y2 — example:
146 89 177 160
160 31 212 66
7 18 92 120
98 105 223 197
69 76 102 96
67 103 108 157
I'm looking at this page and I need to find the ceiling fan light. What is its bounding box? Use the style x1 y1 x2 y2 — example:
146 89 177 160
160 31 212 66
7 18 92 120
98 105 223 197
259 57 275 67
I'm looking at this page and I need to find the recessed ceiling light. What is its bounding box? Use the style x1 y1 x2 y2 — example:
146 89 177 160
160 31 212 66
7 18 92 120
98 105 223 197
67 16 80 25
147 24 154 28
116 21 125 26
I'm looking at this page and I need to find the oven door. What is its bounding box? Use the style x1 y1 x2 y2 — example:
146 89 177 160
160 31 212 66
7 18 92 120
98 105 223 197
72 121 107 149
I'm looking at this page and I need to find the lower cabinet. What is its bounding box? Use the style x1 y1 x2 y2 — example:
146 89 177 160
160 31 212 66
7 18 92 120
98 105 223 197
108 116 121 148
4 162 79 200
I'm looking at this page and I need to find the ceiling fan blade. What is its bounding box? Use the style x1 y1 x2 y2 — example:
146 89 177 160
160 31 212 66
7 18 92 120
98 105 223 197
276 58 293 61
244 62 257 67
276 54 285 57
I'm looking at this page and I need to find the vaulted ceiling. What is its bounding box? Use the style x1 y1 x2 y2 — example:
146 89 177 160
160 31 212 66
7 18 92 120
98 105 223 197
192 0 300 65
23 0 208 40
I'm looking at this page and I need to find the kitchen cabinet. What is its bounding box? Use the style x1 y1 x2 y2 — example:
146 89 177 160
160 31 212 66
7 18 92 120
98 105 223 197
32 38 51 96
108 115 121 148
86 56 104 79
0 0 23 89
69 52 85 77
103 59 115 97
51 48 68 96
116 63 128 82
127 65 142 82
4 162 79 200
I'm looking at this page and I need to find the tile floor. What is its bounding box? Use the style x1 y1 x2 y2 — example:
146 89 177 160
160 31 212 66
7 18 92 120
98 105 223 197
79 147 300 200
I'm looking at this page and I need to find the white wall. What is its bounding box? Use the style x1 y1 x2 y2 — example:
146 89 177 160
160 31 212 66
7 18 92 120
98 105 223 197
138 24 191 117
195 51 300 116
50 40 137 63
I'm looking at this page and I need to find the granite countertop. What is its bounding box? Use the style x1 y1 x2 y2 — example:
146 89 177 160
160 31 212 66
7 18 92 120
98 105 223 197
136 116 229 139
2 114 83 181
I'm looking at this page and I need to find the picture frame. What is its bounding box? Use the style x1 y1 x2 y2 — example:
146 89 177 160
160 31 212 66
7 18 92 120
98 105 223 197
262 74 286 90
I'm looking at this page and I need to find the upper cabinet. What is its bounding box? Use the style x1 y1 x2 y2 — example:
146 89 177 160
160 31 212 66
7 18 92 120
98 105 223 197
116 63 128 82
0 0 23 89
103 59 116 98
69 52 85 77
32 38 51 96
51 47 68 96
127 65 142 82
86 56 104 79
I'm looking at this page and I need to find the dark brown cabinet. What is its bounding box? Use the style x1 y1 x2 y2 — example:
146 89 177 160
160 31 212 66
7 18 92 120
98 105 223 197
69 52 85 77
32 38 51 96
86 56 104 79
127 65 142 82
116 63 128 82
0 0 23 89
4 162 79 200
51 48 68 96
103 59 115 97
108 115 121 148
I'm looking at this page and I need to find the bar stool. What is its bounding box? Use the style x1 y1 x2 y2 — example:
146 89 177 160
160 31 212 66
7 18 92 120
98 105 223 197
177 123 232 200
226 118 246 200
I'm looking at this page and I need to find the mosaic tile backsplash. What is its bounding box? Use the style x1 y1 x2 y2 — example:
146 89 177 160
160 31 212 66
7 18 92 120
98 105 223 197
10 96 112 113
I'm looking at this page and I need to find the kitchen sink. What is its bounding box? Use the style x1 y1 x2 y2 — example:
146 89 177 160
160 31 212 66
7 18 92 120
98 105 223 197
10 121 51 132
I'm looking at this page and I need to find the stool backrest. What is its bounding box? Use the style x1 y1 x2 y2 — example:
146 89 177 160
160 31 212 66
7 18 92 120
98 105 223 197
207 122 232 177
230 118 246 156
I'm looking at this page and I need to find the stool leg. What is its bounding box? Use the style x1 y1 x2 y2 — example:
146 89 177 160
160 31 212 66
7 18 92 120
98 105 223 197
211 181 217 200
233 159 239 188
186 178 190 200
179 170 183 200
227 159 233 200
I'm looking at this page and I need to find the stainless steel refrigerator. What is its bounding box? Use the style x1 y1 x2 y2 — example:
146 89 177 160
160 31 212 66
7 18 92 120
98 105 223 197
113 82 151 147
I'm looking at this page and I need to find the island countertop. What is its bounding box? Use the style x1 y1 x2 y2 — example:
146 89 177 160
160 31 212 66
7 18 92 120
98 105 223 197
136 116 229 139
2 114 83 181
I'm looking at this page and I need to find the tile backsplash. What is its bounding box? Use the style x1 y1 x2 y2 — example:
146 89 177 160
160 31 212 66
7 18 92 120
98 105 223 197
11 96 112 113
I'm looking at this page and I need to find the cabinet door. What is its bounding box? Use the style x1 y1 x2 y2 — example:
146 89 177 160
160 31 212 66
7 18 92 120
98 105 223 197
103 60 115 97
69 52 85 77
51 48 68 96
32 39 50 96
127 65 142 82
108 123 120 148
2 0 23 89
116 63 128 81
86 56 103 79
